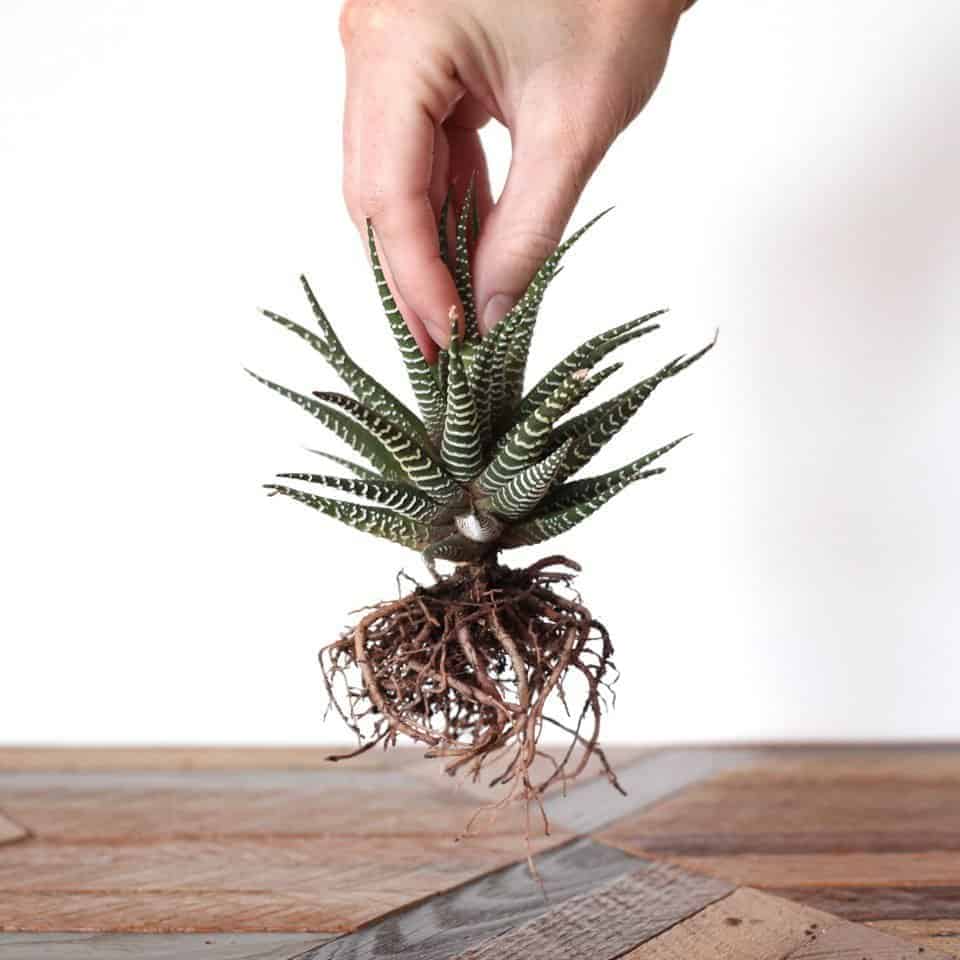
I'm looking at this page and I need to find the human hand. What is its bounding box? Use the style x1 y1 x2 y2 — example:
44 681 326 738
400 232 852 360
340 0 689 359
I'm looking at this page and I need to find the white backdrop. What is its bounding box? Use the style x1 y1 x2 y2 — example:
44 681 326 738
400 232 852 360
1 1 957 744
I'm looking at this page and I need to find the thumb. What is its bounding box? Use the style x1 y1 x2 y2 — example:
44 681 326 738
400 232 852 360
473 119 605 335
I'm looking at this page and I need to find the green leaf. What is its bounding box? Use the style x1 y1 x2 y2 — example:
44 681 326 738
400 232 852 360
516 310 665 422
422 531 488 571
476 365 618 494
454 178 478 340
437 190 452 271
265 485 429 549
264 282 429 444
366 220 444 435
440 339 484 482
485 439 572 521
312 391 462 502
247 370 407 480
274 473 442 522
538 436 688 514
302 447 383 480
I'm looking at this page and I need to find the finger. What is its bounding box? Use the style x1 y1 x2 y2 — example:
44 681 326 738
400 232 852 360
472 110 608 335
343 69 462 349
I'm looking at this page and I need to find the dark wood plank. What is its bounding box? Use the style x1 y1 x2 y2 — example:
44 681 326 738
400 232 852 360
298 838 646 960
544 747 763 835
0 933 333 959
622 887 954 959
448 861 732 959
769 885 960 921
867 920 960 958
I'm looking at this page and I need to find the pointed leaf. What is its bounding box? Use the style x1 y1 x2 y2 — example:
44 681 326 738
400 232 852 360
454 178 479 339
438 190 452 270
312 391 462 502
247 371 406 480
274 473 442 521
303 447 382 480
367 220 444 434
485 439 572 521
440 340 484 482
265 485 428 549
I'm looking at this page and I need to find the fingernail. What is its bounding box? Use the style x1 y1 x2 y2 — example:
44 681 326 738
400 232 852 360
426 318 451 349
480 294 516 335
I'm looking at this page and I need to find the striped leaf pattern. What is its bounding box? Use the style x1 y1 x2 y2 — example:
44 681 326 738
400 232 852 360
440 341 483 482
486 439 572 520
366 221 444 435
265 485 429 549
516 311 665 421
312 391 461 502
538 436 688 514
274 473 441 522
255 209 714 564
454 180 478 339
247 371 407 480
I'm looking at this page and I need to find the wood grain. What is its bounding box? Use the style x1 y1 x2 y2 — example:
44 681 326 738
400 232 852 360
0 814 26 847
867 920 960 958
598 749 960 855
767 885 960 921
299 839 645 960
621 887 954 959
655 851 960 887
449 860 732 959
0 933 332 959
544 747 763 834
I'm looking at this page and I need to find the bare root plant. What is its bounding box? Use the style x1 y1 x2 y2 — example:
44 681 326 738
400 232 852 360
321 556 624 837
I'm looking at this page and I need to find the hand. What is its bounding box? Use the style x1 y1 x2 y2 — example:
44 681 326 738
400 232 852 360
340 0 689 359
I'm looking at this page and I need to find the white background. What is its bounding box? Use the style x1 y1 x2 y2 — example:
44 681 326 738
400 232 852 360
1 1 957 745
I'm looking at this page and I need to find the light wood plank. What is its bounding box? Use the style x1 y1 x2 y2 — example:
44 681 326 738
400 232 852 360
0 933 332 959
867 920 960 958
767 885 960 921
450 861 732 959
622 887 954 959
298 838 645 960
652 851 960 887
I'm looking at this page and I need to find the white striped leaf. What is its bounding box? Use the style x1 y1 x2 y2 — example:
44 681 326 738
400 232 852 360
366 221 444 435
312 391 462 502
265 485 429 549
303 447 382 480
485 439 572 521
454 179 478 339
440 339 483 482
274 473 442 522
247 371 407 480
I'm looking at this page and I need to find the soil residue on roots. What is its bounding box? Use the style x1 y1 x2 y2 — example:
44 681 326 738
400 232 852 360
321 555 623 834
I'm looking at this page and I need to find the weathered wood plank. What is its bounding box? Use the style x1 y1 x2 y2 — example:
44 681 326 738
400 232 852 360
657 851 960 887
0 813 26 847
597 756 960 855
298 838 645 960
866 920 960 958
621 887 954 959
545 747 763 835
768 885 960 921
449 860 732 959
0 831 569 933
0 933 332 959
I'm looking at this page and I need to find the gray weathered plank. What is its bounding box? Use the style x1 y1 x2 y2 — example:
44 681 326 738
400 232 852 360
297 838 645 960
0 933 333 959
545 747 763 834
771 884 960 921
449 860 733 959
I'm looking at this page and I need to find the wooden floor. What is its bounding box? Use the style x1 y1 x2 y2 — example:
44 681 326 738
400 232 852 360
1 745 958 958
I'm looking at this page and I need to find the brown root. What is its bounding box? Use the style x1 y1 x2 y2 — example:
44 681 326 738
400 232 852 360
320 555 623 835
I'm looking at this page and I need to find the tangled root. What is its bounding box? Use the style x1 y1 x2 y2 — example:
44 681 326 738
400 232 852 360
320 555 623 835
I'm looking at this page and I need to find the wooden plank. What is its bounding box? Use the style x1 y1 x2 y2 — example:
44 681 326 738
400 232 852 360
0 933 332 959
544 747 763 835
0 831 569 933
767 885 960 921
655 851 960 887
0 813 26 846
866 920 960 958
449 860 732 959
298 838 645 960
597 753 960 855
621 887 954 959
